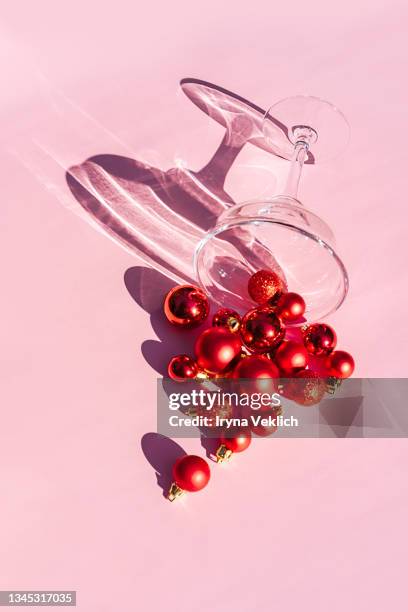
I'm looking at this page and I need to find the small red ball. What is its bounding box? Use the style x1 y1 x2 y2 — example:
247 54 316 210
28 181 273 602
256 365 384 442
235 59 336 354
303 323 337 356
250 406 281 437
325 350 355 379
241 306 285 354
220 428 251 453
282 370 326 406
212 308 241 333
273 340 308 375
168 355 198 382
232 355 279 394
195 328 242 375
164 284 209 328
274 292 306 323
233 354 280 379
248 270 286 304
172 455 211 492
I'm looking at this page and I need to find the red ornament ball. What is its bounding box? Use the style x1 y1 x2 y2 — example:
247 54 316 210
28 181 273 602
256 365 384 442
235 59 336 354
233 354 280 379
303 323 337 356
212 308 241 333
195 327 242 375
274 292 306 323
241 306 285 354
273 340 308 375
220 428 252 453
164 284 209 328
325 350 355 379
167 355 198 382
282 370 326 406
248 269 286 304
250 406 281 437
172 455 211 492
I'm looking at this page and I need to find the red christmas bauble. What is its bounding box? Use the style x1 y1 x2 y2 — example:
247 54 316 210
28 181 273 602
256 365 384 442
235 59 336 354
167 355 198 382
164 284 209 328
220 428 252 453
303 323 337 356
195 328 242 375
273 340 308 375
233 354 280 379
274 292 306 323
212 308 241 333
248 270 286 304
172 455 211 492
325 350 355 379
282 370 326 406
241 306 285 354
250 406 281 437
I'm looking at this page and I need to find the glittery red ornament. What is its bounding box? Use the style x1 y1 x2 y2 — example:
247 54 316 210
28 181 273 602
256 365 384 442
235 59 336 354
220 428 252 453
167 355 198 382
303 323 337 356
274 292 306 323
273 340 308 375
325 350 355 379
248 270 285 304
212 308 241 333
250 406 281 437
241 306 285 354
171 455 210 493
164 284 209 328
283 370 326 406
195 328 242 375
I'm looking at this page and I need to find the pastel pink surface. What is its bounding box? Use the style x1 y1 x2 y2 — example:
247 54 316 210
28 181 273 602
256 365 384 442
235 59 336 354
1 1 408 611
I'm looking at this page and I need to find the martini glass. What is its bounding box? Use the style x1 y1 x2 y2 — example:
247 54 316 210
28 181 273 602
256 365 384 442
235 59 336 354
194 95 350 323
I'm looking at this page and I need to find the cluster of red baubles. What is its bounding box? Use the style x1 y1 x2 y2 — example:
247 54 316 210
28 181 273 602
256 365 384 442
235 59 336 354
164 271 355 500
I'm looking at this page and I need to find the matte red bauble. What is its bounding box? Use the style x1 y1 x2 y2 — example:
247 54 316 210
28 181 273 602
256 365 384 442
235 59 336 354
273 340 308 375
284 370 326 406
250 406 281 437
195 328 242 374
212 308 241 333
248 270 286 304
164 284 209 328
325 350 355 379
303 323 337 356
241 306 285 354
274 292 306 323
220 428 252 453
167 355 198 382
172 455 210 492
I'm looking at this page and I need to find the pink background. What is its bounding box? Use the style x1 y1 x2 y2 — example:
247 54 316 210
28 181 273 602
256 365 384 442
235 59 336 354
1 1 408 610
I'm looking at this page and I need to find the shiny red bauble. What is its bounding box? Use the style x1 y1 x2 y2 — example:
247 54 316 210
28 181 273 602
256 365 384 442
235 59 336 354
274 292 306 323
241 306 285 354
233 354 280 379
164 284 209 328
195 327 242 375
273 340 308 375
325 350 355 379
282 370 326 406
248 269 286 304
167 355 198 382
220 428 252 453
212 308 241 333
250 406 281 437
303 323 337 356
172 455 211 492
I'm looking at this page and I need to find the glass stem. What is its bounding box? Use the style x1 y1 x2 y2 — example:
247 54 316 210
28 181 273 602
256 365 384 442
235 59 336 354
283 141 308 199
282 126 316 199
